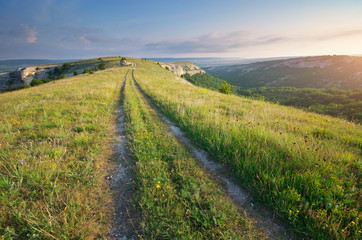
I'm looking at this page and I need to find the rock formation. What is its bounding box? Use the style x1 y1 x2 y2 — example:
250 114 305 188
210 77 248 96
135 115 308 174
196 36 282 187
0 66 55 91
160 61 205 76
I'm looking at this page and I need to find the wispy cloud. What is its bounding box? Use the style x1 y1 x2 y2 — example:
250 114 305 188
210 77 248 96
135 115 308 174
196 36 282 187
9 24 38 43
144 31 286 53
144 28 362 54
60 26 137 47
316 29 362 41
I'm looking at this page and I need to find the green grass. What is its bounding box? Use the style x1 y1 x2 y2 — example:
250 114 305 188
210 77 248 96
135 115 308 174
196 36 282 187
123 70 255 239
0 66 129 239
132 59 361 240
1 56 360 239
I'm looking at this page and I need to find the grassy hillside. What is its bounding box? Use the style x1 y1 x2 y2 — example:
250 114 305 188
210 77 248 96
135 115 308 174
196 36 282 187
181 73 227 91
1 56 126 93
132 59 361 239
1 56 361 239
205 55 362 89
123 72 254 239
240 87 362 123
0 57 121 74
0 66 129 238
182 72 362 123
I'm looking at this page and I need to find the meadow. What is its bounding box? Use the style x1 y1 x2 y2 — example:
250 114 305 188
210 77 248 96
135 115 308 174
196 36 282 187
133 59 361 239
123 70 256 239
1 56 361 239
0 66 128 239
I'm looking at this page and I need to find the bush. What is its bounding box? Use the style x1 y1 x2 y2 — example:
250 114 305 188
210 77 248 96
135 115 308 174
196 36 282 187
62 63 71 71
99 62 106 70
59 74 66 79
83 68 90 74
42 78 52 83
74 71 78 76
219 81 231 94
30 78 42 86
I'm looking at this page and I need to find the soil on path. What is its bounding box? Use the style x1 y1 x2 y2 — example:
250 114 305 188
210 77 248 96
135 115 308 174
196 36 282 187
131 69 300 240
108 71 139 240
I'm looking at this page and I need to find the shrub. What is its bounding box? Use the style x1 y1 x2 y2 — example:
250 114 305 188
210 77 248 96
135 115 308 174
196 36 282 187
99 62 106 70
74 71 78 76
83 68 90 74
219 81 231 94
62 63 71 71
42 78 52 83
30 78 42 86
59 74 66 79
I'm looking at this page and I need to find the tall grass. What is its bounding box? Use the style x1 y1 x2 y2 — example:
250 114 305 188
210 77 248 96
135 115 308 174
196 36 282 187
133 59 361 239
0 67 129 239
123 71 255 239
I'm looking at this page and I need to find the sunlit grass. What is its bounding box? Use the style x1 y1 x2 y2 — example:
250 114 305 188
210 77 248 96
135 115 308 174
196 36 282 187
133 59 361 240
123 71 255 239
0 67 129 239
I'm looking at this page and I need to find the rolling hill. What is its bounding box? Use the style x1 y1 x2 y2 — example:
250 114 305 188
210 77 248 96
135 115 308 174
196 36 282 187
0 57 360 239
205 55 362 89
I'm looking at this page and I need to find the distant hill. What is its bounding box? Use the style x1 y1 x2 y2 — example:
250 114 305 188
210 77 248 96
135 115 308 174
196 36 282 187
205 55 362 89
0 57 124 91
150 57 290 67
0 59 80 73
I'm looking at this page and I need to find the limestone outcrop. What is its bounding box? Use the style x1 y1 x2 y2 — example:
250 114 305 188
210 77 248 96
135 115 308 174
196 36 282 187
160 61 205 76
0 66 55 91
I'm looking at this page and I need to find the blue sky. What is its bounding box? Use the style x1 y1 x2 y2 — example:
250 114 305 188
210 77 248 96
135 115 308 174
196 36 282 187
0 0 361 59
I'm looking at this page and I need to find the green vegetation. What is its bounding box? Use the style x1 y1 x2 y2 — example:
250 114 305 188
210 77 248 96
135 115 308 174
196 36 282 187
2 58 117 94
124 71 254 239
205 55 362 90
1 56 361 239
182 73 227 91
182 72 362 123
99 62 106 70
240 87 362 123
47 63 72 80
219 81 231 94
30 78 52 86
0 66 129 238
133 59 361 240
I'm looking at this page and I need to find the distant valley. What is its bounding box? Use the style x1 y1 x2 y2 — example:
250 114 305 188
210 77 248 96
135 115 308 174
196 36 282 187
205 55 362 89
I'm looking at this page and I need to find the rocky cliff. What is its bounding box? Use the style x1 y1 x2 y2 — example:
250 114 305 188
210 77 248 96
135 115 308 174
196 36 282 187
160 61 205 76
0 66 57 91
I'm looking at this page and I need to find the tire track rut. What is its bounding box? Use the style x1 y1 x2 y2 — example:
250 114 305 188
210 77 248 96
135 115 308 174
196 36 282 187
108 70 138 240
131 68 299 240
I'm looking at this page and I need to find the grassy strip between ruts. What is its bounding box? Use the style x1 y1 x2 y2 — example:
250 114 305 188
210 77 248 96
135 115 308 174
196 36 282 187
123 70 257 239
0 67 129 239
133 59 361 240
